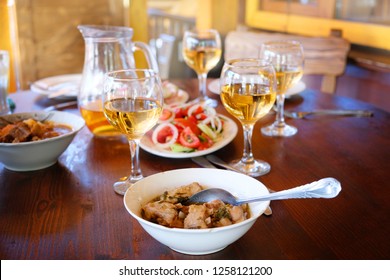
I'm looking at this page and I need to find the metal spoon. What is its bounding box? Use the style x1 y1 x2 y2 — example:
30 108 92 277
192 156 273 215
185 177 341 206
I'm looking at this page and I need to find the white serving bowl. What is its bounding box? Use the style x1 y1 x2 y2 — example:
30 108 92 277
0 111 85 171
124 168 270 255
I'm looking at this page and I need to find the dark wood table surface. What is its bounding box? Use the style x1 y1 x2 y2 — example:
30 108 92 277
1 78 389 260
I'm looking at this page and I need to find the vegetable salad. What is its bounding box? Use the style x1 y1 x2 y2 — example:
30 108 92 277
150 103 225 153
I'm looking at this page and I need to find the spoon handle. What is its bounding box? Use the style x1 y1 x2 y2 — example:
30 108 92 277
237 178 341 204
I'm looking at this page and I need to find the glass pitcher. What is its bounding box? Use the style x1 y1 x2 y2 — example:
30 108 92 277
78 25 159 137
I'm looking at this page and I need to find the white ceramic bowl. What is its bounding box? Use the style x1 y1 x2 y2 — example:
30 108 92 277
124 168 270 255
0 111 85 171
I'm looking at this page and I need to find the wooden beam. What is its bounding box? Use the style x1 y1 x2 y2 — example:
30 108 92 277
128 0 148 68
0 0 20 92
197 0 238 35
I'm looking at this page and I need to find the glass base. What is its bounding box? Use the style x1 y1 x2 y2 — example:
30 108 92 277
230 159 271 177
261 123 298 137
195 96 218 108
113 175 143 195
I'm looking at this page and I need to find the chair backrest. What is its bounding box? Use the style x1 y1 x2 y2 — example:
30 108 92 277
148 8 196 79
150 33 176 80
224 30 350 93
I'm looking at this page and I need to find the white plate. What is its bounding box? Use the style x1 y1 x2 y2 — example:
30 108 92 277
31 74 81 100
140 115 238 159
164 89 189 107
208 79 220 95
209 79 306 99
285 81 306 98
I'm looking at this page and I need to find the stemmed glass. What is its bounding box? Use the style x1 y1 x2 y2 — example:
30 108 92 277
182 29 222 107
103 69 163 195
259 40 304 137
220 59 277 176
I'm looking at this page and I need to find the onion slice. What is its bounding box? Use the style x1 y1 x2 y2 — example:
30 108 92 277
202 115 223 133
187 104 204 117
158 107 175 124
204 106 216 117
151 123 179 149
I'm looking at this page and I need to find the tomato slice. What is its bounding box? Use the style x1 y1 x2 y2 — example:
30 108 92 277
192 105 204 116
156 125 173 143
179 127 201 148
173 118 201 135
159 108 174 122
198 133 214 150
174 107 189 118
187 104 204 117
152 123 179 149
196 113 208 120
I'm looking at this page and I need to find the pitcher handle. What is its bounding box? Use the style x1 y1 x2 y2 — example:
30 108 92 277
133 41 159 74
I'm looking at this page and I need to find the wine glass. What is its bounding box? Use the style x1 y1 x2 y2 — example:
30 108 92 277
259 40 304 137
220 58 277 176
182 29 222 107
103 69 163 195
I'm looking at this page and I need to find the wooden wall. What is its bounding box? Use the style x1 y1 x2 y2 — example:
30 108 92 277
15 0 125 89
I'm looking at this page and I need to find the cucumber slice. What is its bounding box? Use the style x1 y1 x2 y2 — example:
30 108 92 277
197 123 217 140
170 143 195 153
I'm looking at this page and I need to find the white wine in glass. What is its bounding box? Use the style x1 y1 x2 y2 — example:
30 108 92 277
182 29 222 107
220 59 277 176
260 40 304 137
103 69 163 195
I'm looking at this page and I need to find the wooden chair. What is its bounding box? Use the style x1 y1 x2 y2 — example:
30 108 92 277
148 8 196 79
150 33 176 80
224 30 350 93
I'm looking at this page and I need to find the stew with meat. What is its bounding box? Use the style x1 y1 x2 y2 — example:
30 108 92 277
142 182 250 229
0 118 72 143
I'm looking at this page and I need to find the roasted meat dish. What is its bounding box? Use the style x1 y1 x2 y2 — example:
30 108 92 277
0 118 71 143
142 182 250 229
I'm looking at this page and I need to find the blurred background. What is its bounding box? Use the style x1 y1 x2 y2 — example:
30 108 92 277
1 0 390 110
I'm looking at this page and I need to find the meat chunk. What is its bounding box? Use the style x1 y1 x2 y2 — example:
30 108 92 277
0 124 16 142
0 123 31 143
215 217 232 227
25 119 45 139
184 204 209 229
142 201 182 228
160 182 203 203
205 199 225 215
229 206 246 223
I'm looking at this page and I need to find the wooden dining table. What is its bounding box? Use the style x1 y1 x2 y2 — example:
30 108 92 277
1 78 389 260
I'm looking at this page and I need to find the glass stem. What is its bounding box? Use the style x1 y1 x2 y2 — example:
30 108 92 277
197 73 208 100
128 138 143 182
275 94 286 127
241 124 255 164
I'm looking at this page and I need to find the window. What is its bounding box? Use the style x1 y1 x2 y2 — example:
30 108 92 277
246 0 390 50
